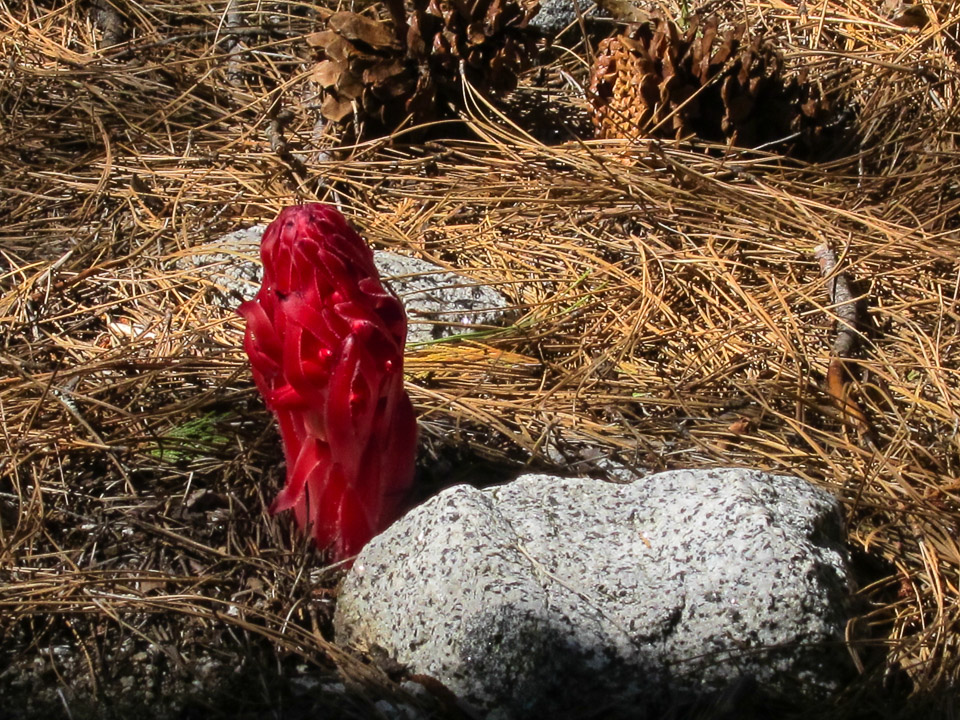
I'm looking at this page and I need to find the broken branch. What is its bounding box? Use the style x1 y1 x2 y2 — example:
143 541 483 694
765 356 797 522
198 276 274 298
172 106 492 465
814 243 875 445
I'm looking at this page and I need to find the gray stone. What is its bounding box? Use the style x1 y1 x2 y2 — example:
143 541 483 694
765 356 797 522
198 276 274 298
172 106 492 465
529 0 607 37
334 468 855 719
531 0 586 35
371 251 515 344
176 225 266 300
177 225 514 344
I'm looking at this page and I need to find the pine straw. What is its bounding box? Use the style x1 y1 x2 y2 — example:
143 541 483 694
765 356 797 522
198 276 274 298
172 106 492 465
2 0 960 717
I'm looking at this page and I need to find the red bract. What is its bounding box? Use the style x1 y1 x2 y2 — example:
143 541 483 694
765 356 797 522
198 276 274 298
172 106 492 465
238 204 416 560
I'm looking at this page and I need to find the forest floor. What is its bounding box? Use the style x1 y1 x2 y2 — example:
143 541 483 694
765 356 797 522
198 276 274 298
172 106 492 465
2 1 960 718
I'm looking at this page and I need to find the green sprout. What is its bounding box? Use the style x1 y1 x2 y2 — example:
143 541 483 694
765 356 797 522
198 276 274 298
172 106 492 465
149 412 231 463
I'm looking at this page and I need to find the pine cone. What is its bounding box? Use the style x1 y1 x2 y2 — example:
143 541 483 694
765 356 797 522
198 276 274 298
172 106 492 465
308 12 412 125
309 0 540 132
588 15 837 152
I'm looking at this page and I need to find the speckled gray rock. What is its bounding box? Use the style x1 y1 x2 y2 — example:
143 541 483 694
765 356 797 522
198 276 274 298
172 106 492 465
334 469 855 719
370 252 515 344
177 225 514 344
529 0 607 36
530 0 583 35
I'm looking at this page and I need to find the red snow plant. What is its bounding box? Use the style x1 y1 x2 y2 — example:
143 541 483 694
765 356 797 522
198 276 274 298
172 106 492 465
239 204 416 560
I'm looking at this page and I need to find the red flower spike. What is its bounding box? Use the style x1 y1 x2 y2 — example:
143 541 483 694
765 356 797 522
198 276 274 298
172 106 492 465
238 204 417 561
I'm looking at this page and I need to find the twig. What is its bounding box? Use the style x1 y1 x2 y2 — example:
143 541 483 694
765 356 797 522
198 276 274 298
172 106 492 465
814 243 862 357
265 106 308 181
814 243 875 445
222 0 247 88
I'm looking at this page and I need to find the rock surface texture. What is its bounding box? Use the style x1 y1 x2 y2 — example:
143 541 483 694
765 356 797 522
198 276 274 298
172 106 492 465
334 469 855 719
179 225 513 344
529 0 609 37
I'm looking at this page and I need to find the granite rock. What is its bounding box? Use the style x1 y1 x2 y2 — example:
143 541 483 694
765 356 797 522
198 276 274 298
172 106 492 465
371 251 515 344
529 0 607 37
334 468 855 719
177 225 514 344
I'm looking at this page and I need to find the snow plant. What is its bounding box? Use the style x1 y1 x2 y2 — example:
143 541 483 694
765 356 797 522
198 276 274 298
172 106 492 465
239 204 416 560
